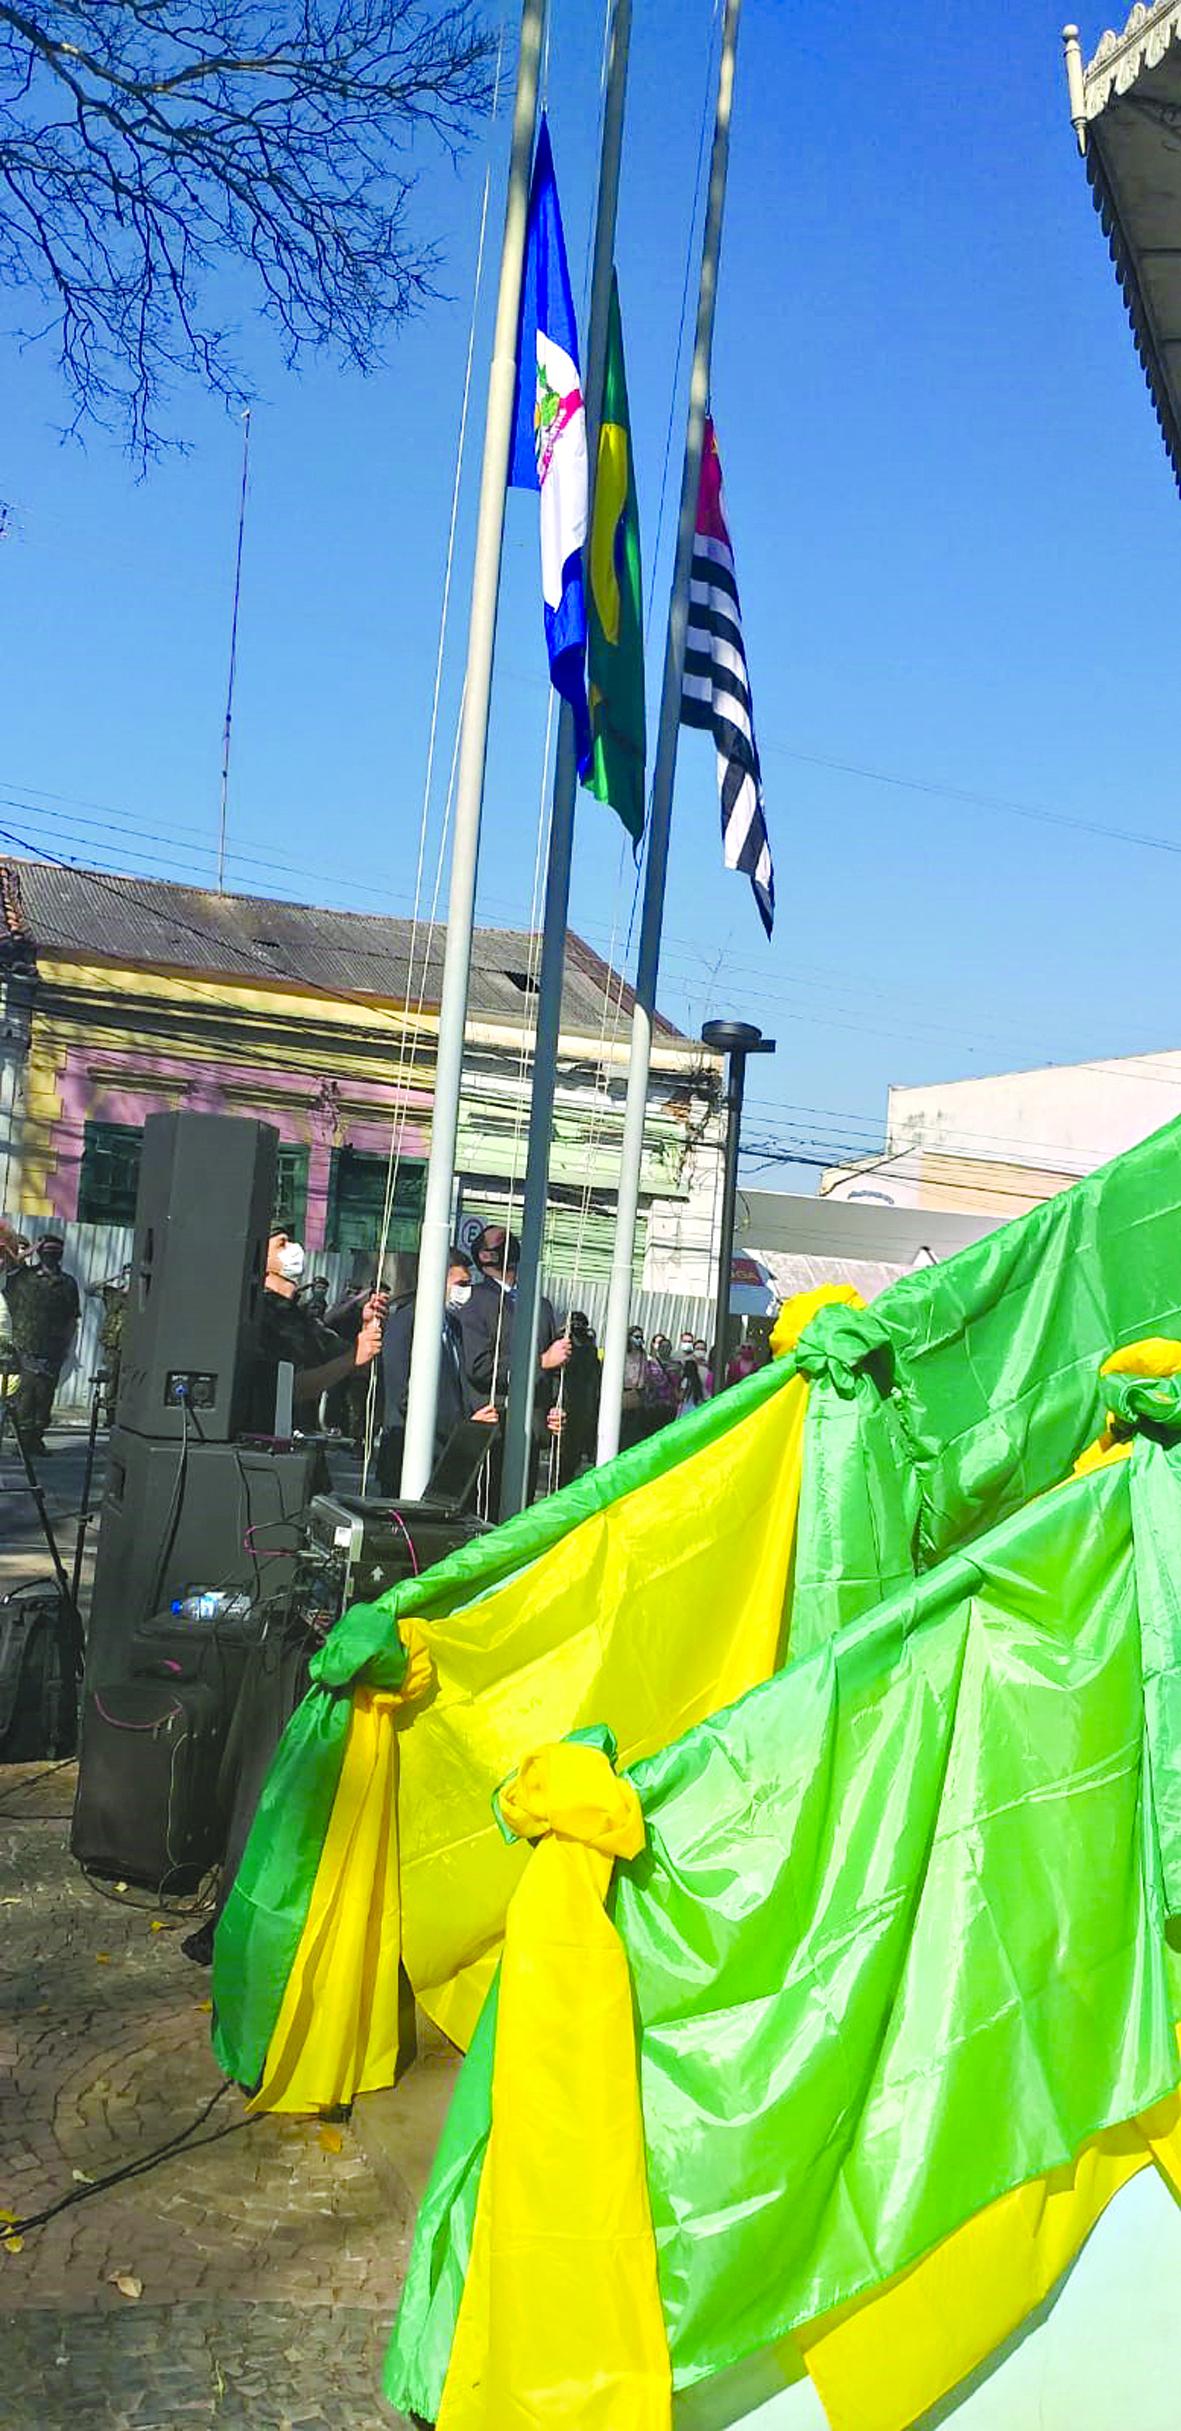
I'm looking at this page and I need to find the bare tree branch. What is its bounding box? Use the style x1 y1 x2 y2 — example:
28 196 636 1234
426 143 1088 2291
0 0 493 456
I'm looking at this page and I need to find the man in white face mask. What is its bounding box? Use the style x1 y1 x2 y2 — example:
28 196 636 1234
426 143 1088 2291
376 1247 496 1494
247 1220 383 1436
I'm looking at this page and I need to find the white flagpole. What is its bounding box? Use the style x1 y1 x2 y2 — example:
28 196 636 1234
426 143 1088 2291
401 0 546 1499
500 0 634 1519
597 0 744 1464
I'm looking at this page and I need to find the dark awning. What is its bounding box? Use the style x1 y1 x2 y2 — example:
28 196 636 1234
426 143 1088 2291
1066 10 1181 493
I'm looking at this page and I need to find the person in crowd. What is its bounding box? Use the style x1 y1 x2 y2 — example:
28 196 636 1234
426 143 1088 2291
0 1227 24 1417
644 1333 680 1434
301 1273 331 1323
246 1220 383 1436
89 1261 130 1421
377 1248 497 1495
620 1324 650 1452
459 1224 570 1503
677 1337 712 1416
1 1230 80 1454
555 1309 600 1484
725 1339 763 1390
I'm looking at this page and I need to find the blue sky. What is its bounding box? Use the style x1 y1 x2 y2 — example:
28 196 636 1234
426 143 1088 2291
4 1 1179 1183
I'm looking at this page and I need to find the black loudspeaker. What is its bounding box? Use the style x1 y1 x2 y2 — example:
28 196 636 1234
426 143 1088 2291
72 1678 226 1892
116 1112 278 1443
85 1434 320 1690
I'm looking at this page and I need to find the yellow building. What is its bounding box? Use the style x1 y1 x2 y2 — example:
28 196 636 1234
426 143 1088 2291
0 855 716 1285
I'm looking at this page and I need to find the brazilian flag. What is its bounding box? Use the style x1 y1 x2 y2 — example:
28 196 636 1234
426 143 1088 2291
584 272 645 843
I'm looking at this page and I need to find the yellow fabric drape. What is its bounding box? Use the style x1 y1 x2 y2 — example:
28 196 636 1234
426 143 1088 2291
399 1372 809 2047
249 1630 433 2115
437 1744 671 2431
794 2036 1181 2431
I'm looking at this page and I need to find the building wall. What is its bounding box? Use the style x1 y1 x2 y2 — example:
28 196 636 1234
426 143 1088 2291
884 1053 1181 1174
8 950 711 1270
817 1051 1181 1215
820 1147 1079 1217
643 1132 723 1298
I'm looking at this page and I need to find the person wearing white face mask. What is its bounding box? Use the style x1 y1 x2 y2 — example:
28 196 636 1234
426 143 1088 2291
375 1247 497 1494
245 1219 384 1436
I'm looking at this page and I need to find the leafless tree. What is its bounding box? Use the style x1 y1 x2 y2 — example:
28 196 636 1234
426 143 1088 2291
0 2 492 455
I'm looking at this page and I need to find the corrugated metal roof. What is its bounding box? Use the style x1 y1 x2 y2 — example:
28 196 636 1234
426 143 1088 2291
2 854 682 1037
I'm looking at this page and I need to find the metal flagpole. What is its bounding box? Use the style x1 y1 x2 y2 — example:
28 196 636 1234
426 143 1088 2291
500 0 634 1520
597 0 744 1465
401 0 546 1499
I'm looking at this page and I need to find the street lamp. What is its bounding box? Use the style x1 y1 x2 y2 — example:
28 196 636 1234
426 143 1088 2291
701 1019 776 1392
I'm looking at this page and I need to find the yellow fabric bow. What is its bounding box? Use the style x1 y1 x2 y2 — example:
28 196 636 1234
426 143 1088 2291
438 1740 671 2431
770 1281 865 1360
496 1739 646 1860
1073 1338 1181 1478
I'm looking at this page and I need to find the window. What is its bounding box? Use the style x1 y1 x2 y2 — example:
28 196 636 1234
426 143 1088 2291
325 1149 424 1253
77 1121 144 1225
274 1143 309 1238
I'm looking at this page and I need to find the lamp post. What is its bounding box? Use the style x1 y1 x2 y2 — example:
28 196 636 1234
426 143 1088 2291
701 1020 775 1392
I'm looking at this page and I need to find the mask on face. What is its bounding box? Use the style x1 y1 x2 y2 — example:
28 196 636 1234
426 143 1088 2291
447 1280 472 1310
275 1241 306 1285
679 1338 694 1357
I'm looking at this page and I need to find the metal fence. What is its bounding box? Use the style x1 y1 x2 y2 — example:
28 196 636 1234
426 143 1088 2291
0 1216 715 1419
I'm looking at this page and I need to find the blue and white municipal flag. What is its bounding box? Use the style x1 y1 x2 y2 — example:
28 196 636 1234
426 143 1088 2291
510 115 592 774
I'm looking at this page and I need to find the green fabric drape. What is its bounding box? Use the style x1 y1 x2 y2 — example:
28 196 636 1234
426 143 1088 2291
210 1620 410 2087
385 1429 1181 2417
871 1114 1181 1572
210 1360 796 2090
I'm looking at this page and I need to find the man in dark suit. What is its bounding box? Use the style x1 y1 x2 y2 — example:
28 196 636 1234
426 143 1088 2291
376 1247 497 1495
458 1225 570 1505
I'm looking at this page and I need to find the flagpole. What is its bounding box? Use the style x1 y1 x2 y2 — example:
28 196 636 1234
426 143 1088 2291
500 0 634 1519
597 0 743 1464
400 0 546 1499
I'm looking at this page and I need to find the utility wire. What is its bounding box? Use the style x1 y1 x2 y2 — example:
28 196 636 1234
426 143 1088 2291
217 409 252 893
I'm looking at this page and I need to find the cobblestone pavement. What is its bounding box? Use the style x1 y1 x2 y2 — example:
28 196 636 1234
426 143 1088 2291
0 1761 416 2428
0 1422 105 1600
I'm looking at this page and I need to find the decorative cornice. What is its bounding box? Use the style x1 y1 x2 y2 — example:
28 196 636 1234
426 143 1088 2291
1084 2 1181 114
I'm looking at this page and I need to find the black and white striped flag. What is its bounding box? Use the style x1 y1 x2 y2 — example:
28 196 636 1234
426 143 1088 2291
680 417 775 937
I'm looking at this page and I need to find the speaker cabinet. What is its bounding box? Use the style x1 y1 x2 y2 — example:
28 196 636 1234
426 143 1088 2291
116 1112 278 1443
85 1433 319 1689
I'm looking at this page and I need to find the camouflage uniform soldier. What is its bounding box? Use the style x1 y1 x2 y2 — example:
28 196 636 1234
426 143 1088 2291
2 1233 81 1454
90 1267 130 1421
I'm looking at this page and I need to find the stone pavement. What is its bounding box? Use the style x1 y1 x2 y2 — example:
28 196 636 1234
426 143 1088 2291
0 1757 448 2430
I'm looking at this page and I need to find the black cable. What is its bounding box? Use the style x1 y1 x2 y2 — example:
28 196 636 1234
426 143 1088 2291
78 1865 218 1920
0 1756 74 1816
147 1394 189 1615
1 2082 261 2241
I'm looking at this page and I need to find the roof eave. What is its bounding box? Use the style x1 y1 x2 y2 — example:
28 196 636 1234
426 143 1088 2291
1065 9 1181 497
